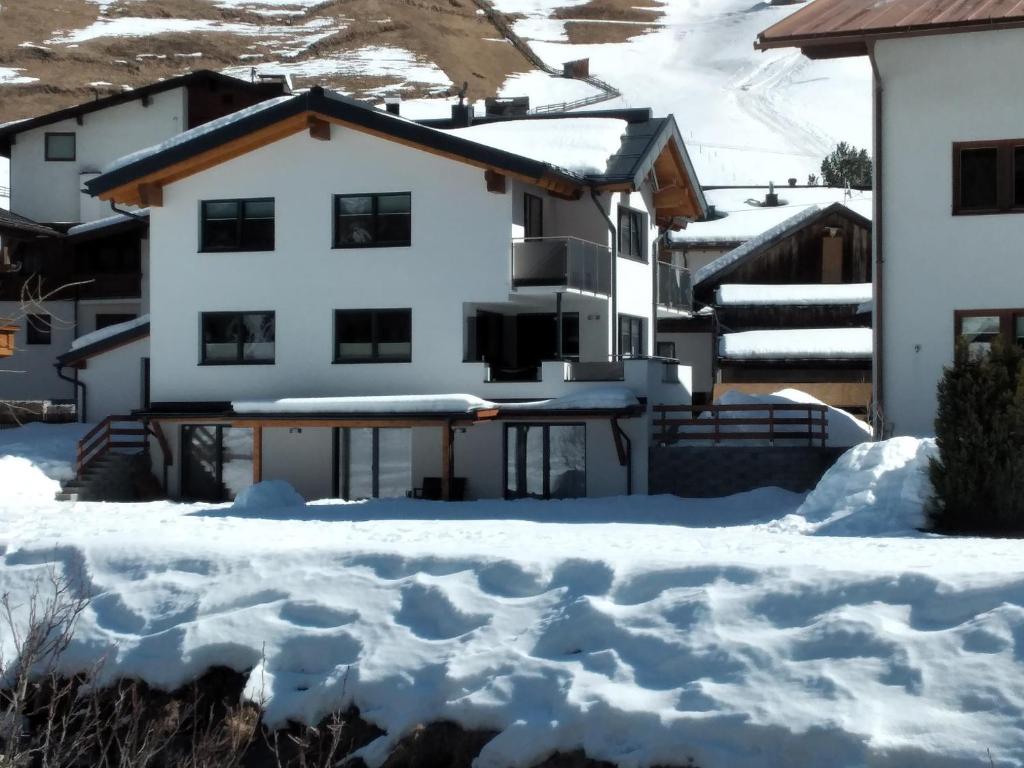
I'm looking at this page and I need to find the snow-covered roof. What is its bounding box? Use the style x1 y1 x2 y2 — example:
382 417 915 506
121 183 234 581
693 200 870 287
232 387 640 417
671 187 872 246
717 283 872 307
443 118 626 176
69 314 150 351
720 327 872 360
66 209 149 238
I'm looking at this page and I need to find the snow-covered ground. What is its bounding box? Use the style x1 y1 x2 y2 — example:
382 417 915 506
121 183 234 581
495 0 872 185
2 424 1024 767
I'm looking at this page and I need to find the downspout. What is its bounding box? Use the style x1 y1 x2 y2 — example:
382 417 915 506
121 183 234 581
589 187 618 358
55 363 86 422
868 42 886 438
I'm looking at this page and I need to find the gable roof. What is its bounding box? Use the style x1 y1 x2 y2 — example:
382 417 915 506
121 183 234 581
693 202 871 286
756 0 1024 58
84 87 707 225
0 208 61 238
0 70 287 157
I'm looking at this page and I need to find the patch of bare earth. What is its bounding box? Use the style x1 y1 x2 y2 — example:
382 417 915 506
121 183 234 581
555 0 662 45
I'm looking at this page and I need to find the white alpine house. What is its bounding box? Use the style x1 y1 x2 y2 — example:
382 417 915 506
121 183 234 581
83 87 707 502
758 0 1024 437
0 71 287 405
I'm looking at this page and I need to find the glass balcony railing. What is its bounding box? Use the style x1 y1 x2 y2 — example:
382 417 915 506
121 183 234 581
511 237 611 296
657 261 693 311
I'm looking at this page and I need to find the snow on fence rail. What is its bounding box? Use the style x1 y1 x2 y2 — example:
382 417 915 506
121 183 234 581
653 403 829 447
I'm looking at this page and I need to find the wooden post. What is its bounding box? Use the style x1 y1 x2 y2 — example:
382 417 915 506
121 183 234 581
441 423 454 501
252 425 263 485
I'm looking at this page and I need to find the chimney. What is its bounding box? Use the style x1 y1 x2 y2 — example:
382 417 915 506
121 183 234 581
385 96 400 116
764 181 780 207
451 102 474 127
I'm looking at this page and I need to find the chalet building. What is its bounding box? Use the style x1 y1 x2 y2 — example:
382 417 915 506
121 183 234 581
758 1 1024 436
78 87 706 502
0 71 288 404
658 186 873 409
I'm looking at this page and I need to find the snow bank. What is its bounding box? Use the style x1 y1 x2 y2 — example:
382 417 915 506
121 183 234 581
443 118 626 176
713 388 872 447
719 328 873 360
717 283 872 306
792 437 938 536
0 456 62 503
70 314 149 351
232 480 306 511
0 422 90 488
66 209 149 238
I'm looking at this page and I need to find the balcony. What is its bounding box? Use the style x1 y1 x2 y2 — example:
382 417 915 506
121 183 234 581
656 261 692 312
511 237 611 297
72 273 142 300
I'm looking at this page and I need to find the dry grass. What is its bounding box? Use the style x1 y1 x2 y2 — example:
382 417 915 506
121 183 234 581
552 0 663 23
563 20 658 45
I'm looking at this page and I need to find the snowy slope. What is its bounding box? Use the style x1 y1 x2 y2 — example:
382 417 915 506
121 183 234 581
497 0 872 185
2 425 1024 768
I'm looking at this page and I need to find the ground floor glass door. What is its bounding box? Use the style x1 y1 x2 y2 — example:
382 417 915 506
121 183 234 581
180 425 253 502
505 423 586 499
335 427 412 500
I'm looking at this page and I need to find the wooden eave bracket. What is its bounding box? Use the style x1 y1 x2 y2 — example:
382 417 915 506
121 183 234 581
308 115 331 141
484 170 507 194
138 183 163 207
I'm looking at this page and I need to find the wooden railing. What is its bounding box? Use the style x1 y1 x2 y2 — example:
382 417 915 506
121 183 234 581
653 403 829 447
75 415 148 475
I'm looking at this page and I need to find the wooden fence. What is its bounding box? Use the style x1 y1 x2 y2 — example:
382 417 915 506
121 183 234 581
653 403 829 447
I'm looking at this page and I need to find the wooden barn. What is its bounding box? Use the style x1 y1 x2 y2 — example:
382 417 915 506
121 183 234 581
659 201 873 413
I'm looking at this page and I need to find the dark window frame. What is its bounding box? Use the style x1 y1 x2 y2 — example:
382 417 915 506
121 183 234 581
524 193 544 239
44 132 76 162
333 308 412 364
617 205 647 262
656 340 676 359
26 313 52 345
503 422 587 500
199 198 275 253
332 427 412 500
954 308 1024 352
199 310 276 365
618 314 646 358
952 139 1024 215
332 192 412 249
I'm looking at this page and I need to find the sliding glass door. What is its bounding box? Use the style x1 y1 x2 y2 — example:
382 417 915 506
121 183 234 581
504 424 586 499
335 427 412 500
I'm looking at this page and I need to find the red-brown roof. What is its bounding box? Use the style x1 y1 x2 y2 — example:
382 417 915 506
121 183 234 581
756 0 1024 58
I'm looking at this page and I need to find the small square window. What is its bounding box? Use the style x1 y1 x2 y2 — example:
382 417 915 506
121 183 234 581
334 193 411 248
26 314 51 345
200 199 274 252
334 309 411 363
200 311 275 364
44 133 76 162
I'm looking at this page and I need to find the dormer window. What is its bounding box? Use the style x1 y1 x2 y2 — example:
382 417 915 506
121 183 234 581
44 132 76 162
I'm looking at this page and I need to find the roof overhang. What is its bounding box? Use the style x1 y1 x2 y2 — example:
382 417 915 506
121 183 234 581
57 321 150 369
87 90 588 207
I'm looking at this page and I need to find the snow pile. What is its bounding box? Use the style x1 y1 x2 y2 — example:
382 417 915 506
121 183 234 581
233 480 305 511
70 314 149 351
792 437 938 536
0 422 90 488
717 283 872 306
444 118 626 176
0 457 62 503
502 386 639 412
66 209 149 238
720 328 873 360
711 388 872 447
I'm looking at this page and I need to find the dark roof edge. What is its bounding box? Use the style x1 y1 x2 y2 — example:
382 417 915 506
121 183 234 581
0 71 285 155
0 209 62 238
57 321 149 366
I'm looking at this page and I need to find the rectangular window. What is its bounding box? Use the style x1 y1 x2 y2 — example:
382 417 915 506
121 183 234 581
44 132 76 161
617 205 646 261
953 140 1024 214
334 193 411 248
505 423 586 499
656 341 676 359
334 309 411 363
524 193 543 239
334 427 412 500
200 311 275 364
26 313 51 345
200 199 275 252
618 314 645 358
955 309 1024 359
95 313 137 331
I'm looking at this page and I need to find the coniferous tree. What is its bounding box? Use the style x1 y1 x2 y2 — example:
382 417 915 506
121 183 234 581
928 338 1024 533
820 142 872 188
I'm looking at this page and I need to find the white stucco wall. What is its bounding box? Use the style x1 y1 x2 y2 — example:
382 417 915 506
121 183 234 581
10 88 186 223
876 28 1024 436
659 331 713 395
78 336 148 423
0 299 76 401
